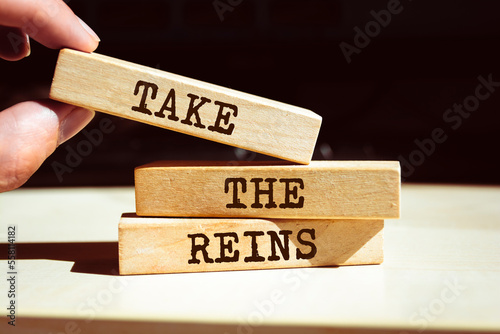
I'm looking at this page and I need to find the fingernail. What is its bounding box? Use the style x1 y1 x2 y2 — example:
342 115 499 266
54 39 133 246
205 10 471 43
24 38 31 58
58 107 95 145
77 16 101 42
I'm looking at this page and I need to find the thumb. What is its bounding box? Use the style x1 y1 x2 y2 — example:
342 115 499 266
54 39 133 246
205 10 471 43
0 100 94 192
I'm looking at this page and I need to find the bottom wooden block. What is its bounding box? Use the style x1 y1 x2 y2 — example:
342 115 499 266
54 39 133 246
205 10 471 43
118 213 384 275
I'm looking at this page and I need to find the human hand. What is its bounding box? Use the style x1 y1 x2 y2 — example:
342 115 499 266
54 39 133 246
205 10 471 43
0 0 100 192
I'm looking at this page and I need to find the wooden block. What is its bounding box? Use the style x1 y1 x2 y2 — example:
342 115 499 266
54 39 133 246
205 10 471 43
49 49 322 164
118 213 384 275
135 160 400 219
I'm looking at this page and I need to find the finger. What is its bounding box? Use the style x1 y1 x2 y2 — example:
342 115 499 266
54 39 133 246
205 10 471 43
0 26 29 61
0 100 95 192
0 0 99 53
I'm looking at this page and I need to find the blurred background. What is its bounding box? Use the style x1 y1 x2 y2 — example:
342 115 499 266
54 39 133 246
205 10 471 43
1 0 500 187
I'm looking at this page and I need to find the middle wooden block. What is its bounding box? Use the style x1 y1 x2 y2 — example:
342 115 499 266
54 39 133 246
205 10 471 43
135 161 400 219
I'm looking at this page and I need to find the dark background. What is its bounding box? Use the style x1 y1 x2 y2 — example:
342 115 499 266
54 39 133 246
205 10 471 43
2 0 500 187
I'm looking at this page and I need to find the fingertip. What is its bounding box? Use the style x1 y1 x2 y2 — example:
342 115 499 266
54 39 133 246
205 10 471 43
0 100 95 192
77 16 100 43
70 16 100 53
0 26 30 61
0 101 61 192
0 0 101 54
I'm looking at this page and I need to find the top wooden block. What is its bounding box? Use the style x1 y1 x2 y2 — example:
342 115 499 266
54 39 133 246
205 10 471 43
49 49 322 164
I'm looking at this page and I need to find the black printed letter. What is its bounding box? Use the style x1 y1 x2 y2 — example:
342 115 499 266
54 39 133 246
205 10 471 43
214 232 240 263
225 178 247 209
279 178 304 208
131 80 158 115
296 229 316 260
208 101 238 135
243 231 265 262
181 94 210 128
267 230 292 261
250 178 277 209
154 88 179 121
188 233 214 264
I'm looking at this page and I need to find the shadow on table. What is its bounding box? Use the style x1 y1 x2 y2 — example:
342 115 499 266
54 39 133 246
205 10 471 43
0 242 120 275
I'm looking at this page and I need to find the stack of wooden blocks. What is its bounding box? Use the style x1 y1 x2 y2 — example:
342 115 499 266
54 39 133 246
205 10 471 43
50 49 400 275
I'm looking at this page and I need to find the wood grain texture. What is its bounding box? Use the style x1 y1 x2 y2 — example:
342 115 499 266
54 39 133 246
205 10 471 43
119 213 383 275
135 160 400 219
49 49 322 164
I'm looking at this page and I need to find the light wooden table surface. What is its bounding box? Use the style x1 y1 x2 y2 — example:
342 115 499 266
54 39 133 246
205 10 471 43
0 184 499 333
